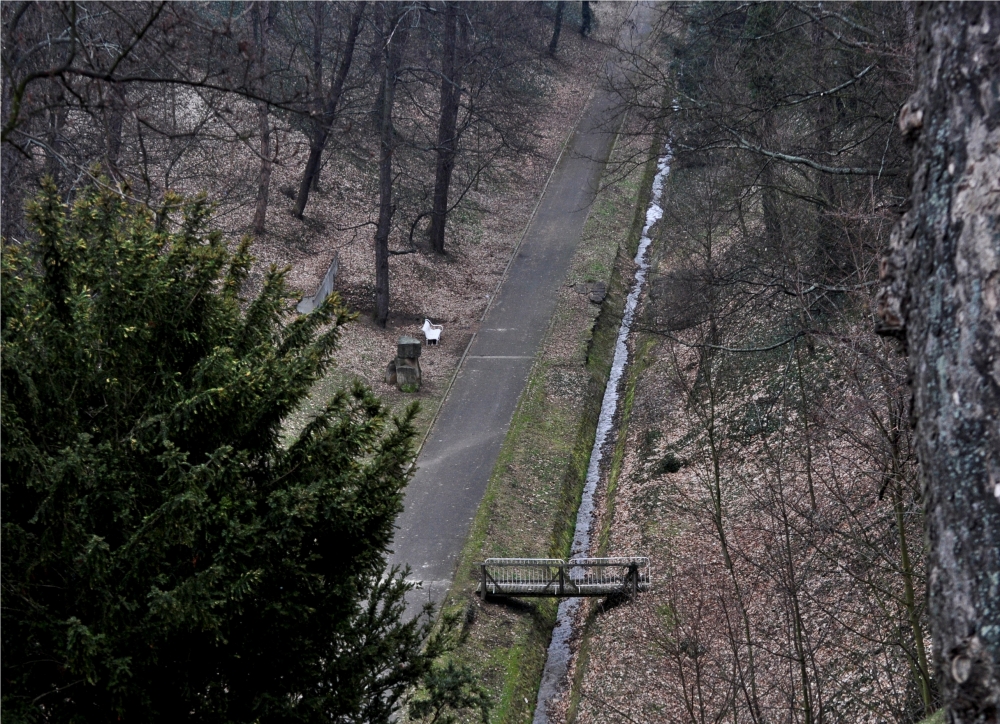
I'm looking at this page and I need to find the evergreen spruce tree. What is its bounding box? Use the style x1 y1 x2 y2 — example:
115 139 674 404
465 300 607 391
1 182 463 722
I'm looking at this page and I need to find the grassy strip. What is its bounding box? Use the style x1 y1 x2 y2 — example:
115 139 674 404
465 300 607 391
424 130 662 724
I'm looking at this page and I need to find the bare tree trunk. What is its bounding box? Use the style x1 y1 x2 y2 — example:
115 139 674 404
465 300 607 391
580 1 592 37
702 367 765 724
252 1 273 236
294 2 365 219
428 1 461 255
104 84 126 178
45 91 66 183
757 99 782 251
374 6 407 327
811 18 839 283
878 4 1000 722
548 1 565 58
310 2 324 193
1 64 24 241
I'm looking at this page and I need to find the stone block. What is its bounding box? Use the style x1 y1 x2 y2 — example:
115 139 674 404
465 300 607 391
397 336 422 361
396 359 421 391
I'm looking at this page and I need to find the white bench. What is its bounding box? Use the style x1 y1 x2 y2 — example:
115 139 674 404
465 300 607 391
422 318 443 345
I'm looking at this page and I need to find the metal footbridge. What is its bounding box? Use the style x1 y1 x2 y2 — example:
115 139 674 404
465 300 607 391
477 557 650 599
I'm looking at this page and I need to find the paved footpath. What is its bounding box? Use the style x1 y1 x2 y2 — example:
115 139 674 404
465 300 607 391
388 6 655 618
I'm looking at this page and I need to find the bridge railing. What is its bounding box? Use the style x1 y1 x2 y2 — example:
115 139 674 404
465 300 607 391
478 557 650 598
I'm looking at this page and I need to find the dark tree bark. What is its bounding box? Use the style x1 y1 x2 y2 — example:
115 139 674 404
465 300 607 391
252 1 273 236
428 1 461 255
878 4 1000 723
252 99 271 235
44 91 66 183
374 5 407 327
310 1 324 193
580 1 592 37
1 44 23 241
293 2 365 219
743 4 783 252
810 16 840 282
548 1 565 58
759 120 782 250
104 84 126 177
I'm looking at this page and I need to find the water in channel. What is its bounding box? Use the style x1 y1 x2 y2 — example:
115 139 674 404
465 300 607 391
532 143 673 724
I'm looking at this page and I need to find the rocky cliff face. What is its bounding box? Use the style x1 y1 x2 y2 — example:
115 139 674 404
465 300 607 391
879 4 1000 721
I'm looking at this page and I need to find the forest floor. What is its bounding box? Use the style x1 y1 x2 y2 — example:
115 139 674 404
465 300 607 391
253 5 632 447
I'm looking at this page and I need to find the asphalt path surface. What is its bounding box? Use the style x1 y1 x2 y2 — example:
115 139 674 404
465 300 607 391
388 6 655 619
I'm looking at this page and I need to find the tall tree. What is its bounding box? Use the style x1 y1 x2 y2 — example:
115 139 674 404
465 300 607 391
606 5 932 722
428 1 461 255
0 182 451 722
580 1 592 38
403 2 541 255
252 1 274 235
293 2 366 219
548 1 565 58
1 2 309 238
310 0 325 191
374 4 408 327
878 3 1000 722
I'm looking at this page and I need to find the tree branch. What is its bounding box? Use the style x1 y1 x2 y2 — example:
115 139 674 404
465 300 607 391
726 131 899 176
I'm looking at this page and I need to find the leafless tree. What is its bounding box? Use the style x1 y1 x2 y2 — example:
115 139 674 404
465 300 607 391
548 1 565 58
420 2 543 255
1 2 309 240
373 2 408 327
251 0 274 235
426 0 460 255
291 1 365 219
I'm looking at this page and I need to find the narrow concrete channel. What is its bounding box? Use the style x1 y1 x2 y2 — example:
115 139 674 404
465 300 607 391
531 143 673 724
